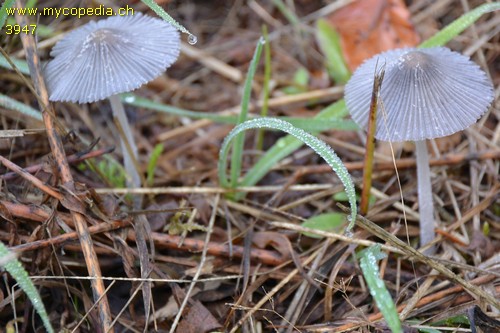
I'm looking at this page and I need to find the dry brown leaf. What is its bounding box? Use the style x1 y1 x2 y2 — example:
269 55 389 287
466 230 495 259
327 0 420 71
252 231 292 260
176 300 222 333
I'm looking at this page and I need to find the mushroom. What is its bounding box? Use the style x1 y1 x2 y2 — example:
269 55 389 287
45 13 180 189
345 47 494 253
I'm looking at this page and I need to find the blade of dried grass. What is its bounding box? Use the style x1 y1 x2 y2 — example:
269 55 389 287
341 204 500 310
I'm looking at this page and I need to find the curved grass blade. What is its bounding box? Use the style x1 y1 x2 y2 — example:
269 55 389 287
218 117 357 233
358 244 401 333
419 2 500 48
0 242 54 333
235 100 348 201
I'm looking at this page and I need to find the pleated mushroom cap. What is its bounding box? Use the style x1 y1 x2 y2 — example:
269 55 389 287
345 47 494 142
45 13 180 103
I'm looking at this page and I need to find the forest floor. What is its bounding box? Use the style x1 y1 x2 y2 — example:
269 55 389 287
0 0 499 332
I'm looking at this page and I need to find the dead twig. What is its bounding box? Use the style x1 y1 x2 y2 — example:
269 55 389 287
0 155 62 200
14 1 114 330
0 146 114 181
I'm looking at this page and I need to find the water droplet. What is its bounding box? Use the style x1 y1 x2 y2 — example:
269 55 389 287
187 34 197 45
124 95 136 103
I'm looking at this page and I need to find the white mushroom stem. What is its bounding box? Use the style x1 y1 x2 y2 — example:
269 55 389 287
109 94 141 189
415 140 435 254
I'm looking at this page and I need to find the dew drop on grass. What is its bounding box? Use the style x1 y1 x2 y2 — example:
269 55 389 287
188 34 198 45
124 95 136 103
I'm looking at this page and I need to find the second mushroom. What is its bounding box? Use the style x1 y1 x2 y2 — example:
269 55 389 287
345 47 494 253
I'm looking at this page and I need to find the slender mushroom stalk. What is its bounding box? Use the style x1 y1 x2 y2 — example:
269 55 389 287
415 140 434 252
108 94 141 188
345 47 494 254
45 13 180 192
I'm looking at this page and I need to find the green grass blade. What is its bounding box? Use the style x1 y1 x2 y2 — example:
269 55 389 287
0 242 54 333
122 94 357 131
358 245 401 333
121 94 240 123
272 0 300 27
281 117 358 131
0 93 42 120
218 117 357 233
419 2 500 48
229 38 264 188
140 0 195 42
315 19 351 84
0 54 30 74
0 0 15 29
301 212 345 238
146 143 164 186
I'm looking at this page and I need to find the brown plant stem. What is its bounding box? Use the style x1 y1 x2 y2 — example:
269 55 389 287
360 64 384 215
13 1 114 331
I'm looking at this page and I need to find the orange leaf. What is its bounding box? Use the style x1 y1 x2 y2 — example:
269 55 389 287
327 0 420 71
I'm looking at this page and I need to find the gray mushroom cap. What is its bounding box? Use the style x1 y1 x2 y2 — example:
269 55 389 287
345 47 494 142
45 13 180 103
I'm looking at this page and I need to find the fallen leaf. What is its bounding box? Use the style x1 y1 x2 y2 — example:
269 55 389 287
327 0 420 71
252 231 292 260
176 300 222 333
466 230 495 259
